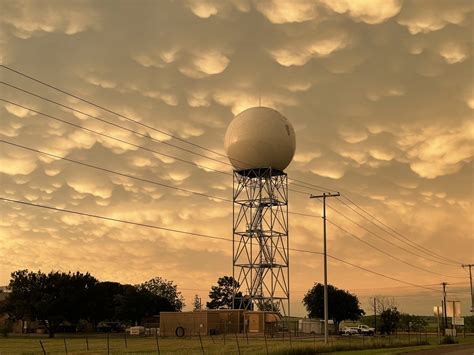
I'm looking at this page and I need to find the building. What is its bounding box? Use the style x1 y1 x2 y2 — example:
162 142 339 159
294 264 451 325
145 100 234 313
160 310 281 337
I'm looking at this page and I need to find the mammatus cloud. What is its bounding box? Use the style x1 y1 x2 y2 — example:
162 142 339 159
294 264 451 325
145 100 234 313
0 0 472 316
397 0 473 34
319 0 402 24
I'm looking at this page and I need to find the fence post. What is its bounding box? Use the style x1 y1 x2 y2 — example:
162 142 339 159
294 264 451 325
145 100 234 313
264 332 269 355
245 326 249 345
224 322 227 345
235 333 241 355
198 330 205 355
63 338 68 354
124 332 128 348
39 340 46 355
85 336 89 351
107 334 110 355
155 328 160 355
289 326 292 349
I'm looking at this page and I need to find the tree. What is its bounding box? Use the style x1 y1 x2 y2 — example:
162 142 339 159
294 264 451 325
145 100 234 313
207 276 245 309
2 270 97 338
380 307 400 335
399 313 427 332
193 295 202 310
114 285 173 324
138 277 185 311
303 283 365 331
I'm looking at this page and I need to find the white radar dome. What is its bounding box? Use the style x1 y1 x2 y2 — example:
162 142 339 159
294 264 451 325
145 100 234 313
224 107 296 171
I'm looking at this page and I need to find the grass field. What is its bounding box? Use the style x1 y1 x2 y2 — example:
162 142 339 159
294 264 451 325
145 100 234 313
0 333 472 354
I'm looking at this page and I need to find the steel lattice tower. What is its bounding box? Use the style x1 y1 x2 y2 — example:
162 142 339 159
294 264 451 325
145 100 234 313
232 167 289 316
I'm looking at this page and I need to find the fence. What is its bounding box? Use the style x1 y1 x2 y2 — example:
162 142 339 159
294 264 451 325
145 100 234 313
0 327 444 354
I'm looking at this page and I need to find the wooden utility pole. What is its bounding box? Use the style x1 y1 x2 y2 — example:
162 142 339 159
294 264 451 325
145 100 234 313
310 191 340 345
462 264 473 313
442 282 448 335
374 298 377 335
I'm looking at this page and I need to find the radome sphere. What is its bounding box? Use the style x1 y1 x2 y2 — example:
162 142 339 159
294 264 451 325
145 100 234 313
224 107 296 171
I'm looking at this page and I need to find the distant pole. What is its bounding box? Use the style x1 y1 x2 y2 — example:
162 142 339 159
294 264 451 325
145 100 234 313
442 283 448 335
436 306 440 344
462 264 474 313
63 338 68 354
155 328 160 355
373 298 377 335
310 191 340 345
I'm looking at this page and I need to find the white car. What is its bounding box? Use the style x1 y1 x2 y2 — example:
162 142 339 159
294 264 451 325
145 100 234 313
357 324 375 336
341 327 359 335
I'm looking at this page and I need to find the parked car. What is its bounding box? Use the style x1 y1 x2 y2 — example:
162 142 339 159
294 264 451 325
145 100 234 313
357 324 375 336
96 322 126 333
340 327 359 336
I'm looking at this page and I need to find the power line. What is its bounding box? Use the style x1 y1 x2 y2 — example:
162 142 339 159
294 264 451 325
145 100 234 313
4 139 465 280
1 65 345 198
0 197 440 292
285 180 465 267
325 201 458 267
1 68 465 270
0 64 230 162
337 196 463 266
0 139 231 203
327 219 467 279
0 81 232 168
1 101 464 275
0 91 325 198
0 99 318 199
0 99 229 176
0 138 316 222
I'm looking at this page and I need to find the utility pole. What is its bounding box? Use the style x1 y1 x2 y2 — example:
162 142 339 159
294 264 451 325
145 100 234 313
373 298 377 335
462 264 473 313
442 282 448 335
310 191 340 345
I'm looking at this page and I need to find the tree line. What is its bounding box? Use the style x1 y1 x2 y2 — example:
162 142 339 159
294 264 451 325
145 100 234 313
0 270 184 338
3 270 450 338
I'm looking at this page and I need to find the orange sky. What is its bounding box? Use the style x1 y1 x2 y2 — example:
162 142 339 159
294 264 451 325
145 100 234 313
0 0 473 316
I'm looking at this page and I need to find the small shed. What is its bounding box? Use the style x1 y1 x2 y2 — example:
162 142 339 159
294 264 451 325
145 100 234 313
160 310 244 337
160 310 281 337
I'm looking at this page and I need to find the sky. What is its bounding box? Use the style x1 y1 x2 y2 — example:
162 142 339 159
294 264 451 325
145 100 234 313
0 0 473 317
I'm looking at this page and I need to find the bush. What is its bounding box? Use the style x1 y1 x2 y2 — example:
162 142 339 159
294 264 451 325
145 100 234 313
441 335 457 344
0 320 13 337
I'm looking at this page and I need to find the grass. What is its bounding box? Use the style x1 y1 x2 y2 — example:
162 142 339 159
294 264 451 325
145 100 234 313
0 333 472 354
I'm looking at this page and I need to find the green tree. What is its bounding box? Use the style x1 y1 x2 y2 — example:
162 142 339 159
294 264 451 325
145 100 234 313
114 285 173 324
207 276 245 309
193 295 202 310
2 270 97 338
303 283 365 331
380 307 400 335
138 277 185 311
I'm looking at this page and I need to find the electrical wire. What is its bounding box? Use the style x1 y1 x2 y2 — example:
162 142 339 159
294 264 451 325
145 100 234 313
325 201 457 267
337 196 464 266
0 64 231 163
0 67 466 272
326 218 467 279
0 81 232 168
0 197 440 292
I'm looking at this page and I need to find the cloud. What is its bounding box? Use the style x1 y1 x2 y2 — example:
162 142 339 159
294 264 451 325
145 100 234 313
255 0 319 24
439 42 468 64
180 50 230 78
407 122 473 178
0 0 472 315
319 0 402 25
269 33 349 66
397 0 473 34
0 0 101 38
